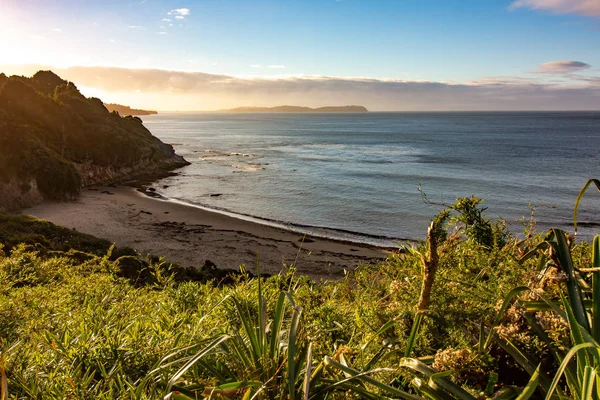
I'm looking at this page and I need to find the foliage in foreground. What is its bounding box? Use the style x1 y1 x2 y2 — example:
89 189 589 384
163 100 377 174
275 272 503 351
0 188 599 398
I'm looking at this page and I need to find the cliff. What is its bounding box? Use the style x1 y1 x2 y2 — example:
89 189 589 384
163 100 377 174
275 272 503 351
103 103 158 116
0 70 188 211
219 105 369 113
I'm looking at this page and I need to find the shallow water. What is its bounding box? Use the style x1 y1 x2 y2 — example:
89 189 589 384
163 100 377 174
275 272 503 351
142 112 600 245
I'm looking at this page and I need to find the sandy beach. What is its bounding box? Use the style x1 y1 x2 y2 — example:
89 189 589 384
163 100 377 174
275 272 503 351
22 186 390 279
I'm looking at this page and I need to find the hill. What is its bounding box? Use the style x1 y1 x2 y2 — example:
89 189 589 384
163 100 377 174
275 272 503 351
103 103 158 116
0 70 188 211
219 105 368 113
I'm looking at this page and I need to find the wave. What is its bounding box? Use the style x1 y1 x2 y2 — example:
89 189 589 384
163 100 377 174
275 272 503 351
150 192 409 248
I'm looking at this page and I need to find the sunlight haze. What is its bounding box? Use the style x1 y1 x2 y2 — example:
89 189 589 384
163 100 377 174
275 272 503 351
1 0 599 110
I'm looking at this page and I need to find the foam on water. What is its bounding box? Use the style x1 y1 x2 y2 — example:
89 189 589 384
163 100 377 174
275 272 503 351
143 112 600 244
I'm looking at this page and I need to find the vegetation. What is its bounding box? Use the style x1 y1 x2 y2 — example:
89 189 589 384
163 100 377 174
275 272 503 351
2 185 599 399
0 70 187 209
103 103 158 116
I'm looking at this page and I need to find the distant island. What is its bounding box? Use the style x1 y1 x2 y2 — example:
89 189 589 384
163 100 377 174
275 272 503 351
104 103 158 116
218 105 368 113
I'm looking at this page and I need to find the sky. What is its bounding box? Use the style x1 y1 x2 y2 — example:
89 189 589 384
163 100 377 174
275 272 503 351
1 0 600 111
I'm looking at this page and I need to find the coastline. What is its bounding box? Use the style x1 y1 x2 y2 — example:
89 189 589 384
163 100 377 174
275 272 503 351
22 185 390 279
162 195 407 249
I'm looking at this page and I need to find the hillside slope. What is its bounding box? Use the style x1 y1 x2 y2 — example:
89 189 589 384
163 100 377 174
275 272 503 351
103 103 158 116
0 71 188 211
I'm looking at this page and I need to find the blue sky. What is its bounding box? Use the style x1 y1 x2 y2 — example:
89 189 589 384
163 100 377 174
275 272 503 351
1 0 599 110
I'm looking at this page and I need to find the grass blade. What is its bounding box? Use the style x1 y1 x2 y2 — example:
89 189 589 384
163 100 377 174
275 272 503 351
545 342 596 400
549 229 590 332
167 334 230 392
593 236 600 342
405 312 423 357
324 356 422 399
269 292 287 361
515 363 540 400
493 333 553 394
303 342 313 400
400 358 477 400
574 179 600 234
580 366 595 400
288 304 303 398
484 286 530 349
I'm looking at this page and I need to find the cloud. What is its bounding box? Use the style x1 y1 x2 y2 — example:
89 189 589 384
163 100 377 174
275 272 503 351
267 65 287 69
533 60 591 74
168 8 190 16
510 0 600 17
161 18 171 22
6 65 596 111
175 15 185 20
156 31 168 35
127 25 145 30
51 28 62 32
250 64 262 68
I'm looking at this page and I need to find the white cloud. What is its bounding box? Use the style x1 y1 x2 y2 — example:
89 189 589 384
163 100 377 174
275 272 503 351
156 31 168 35
533 60 592 74
51 28 62 32
27 65 600 111
162 18 171 22
510 0 600 17
168 8 190 16
267 65 287 69
109 39 116 43
250 64 263 68
175 15 185 20
127 25 146 30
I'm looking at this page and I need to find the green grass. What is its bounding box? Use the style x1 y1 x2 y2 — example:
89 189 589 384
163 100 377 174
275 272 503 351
0 193 597 399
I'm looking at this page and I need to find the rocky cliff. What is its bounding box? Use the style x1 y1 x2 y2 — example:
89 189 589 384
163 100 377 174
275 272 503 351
0 70 188 211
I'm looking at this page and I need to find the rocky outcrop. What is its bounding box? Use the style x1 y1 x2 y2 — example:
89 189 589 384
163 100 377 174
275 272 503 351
0 70 188 211
0 180 44 212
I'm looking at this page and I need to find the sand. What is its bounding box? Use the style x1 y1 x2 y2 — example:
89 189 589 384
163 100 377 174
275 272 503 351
23 186 391 279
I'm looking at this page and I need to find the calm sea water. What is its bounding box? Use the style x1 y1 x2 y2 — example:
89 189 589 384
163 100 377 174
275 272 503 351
142 112 600 246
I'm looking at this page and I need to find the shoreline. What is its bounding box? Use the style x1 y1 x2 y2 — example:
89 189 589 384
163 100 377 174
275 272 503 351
22 185 391 279
158 193 408 249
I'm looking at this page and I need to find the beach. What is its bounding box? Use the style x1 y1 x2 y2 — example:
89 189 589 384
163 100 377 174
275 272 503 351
22 186 389 279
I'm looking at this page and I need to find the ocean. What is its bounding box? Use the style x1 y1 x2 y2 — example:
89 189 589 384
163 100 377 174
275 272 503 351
142 112 600 246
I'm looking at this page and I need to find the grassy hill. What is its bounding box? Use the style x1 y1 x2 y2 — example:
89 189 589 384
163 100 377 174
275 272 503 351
0 70 188 211
2 195 597 398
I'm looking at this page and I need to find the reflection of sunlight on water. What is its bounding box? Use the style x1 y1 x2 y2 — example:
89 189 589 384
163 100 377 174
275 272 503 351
143 112 600 242
198 149 266 171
